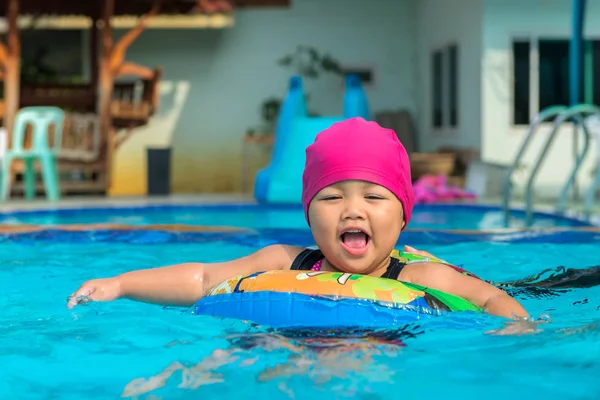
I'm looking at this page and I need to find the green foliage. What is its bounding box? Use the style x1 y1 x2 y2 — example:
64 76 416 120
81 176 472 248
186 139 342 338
257 46 344 132
277 45 343 79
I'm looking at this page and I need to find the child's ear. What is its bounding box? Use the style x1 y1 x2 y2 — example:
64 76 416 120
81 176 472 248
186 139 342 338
401 220 406 229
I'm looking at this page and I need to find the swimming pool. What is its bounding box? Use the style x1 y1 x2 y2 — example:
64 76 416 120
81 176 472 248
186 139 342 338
0 203 593 230
0 227 599 399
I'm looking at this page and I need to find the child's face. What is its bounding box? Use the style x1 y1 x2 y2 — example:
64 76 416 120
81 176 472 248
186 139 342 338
307 180 405 274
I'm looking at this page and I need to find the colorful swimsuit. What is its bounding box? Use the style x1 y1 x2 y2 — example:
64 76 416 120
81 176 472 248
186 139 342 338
291 248 481 281
291 248 407 279
311 259 323 272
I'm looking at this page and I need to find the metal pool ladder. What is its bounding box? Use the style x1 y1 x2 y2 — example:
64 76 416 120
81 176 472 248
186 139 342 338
502 104 600 227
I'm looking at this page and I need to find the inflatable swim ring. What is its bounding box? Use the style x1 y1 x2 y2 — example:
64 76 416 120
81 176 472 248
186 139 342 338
193 251 482 329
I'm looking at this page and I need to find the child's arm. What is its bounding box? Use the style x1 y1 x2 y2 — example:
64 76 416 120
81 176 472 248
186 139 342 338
67 244 301 309
404 262 529 319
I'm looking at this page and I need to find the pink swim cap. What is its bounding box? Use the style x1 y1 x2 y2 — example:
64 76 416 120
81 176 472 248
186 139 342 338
301 117 414 229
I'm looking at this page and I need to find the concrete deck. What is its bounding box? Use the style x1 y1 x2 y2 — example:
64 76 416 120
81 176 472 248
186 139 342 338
0 193 258 212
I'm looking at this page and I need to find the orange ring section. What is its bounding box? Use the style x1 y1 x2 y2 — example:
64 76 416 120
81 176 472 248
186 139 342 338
208 270 427 305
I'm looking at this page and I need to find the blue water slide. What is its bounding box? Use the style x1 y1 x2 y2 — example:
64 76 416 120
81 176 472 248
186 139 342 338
254 74 370 204
254 76 307 203
265 116 346 203
343 73 370 119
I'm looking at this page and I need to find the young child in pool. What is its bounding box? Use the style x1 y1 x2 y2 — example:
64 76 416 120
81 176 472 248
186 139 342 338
68 118 529 320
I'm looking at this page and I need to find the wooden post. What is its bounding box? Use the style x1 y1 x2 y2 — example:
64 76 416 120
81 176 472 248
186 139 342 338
110 0 161 79
4 0 20 148
90 16 99 107
98 0 115 191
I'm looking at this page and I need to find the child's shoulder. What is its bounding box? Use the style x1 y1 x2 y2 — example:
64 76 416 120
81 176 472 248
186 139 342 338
254 244 306 269
256 244 305 257
399 261 466 291
391 249 447 265
393 249 481 282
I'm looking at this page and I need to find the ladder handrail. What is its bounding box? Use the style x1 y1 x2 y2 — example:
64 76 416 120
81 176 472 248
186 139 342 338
584 155 600 217
556 105 600 214
584 117 600 216
502 105 567 227
524 104 600 226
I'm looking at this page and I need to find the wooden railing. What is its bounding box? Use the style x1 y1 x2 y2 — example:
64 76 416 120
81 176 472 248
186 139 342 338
0 67 162 128
112 67 162 128
20 83 96 112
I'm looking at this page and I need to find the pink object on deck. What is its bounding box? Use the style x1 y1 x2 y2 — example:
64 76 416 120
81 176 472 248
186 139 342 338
413 174 476 204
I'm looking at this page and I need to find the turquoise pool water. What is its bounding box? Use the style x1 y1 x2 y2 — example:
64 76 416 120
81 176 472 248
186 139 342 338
0 229 599 399
0 204 591 230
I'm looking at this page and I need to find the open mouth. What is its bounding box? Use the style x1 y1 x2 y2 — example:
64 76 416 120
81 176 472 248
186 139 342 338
340 229 370 255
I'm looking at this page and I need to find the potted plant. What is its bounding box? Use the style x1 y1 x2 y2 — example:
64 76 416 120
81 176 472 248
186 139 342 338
256 45 344 132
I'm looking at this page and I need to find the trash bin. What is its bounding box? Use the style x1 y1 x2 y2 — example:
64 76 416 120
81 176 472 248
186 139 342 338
147 147 171 195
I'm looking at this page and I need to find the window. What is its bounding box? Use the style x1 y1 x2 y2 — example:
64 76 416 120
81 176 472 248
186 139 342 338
448 44 458 127
431 44 459 129
512 40 530 125
512 37 595 125
432 50 443 128
593 41 600 104
539 39 575 110
20 29 84 84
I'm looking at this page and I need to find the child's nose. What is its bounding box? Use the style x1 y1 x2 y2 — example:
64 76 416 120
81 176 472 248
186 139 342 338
341 198 366 220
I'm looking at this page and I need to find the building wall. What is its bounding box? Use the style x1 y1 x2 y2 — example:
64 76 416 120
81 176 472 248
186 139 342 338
109 0 419 195
415 0 483 152
482 0 600 199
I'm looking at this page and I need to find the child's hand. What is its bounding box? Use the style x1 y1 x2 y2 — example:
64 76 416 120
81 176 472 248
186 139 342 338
67 278 122 309
403 245 447 262
485 319 543 336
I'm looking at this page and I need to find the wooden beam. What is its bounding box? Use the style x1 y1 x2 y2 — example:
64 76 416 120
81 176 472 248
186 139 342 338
113 128 136 149
235 0 289 6
195 0 233 13
0 41 7 68
0 1 197 17
110 0 161 76
90 17 99 93
97 0 115 189
4 0 20 148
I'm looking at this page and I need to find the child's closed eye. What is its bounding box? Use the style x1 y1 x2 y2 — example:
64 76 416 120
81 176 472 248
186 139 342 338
320 195 342 201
